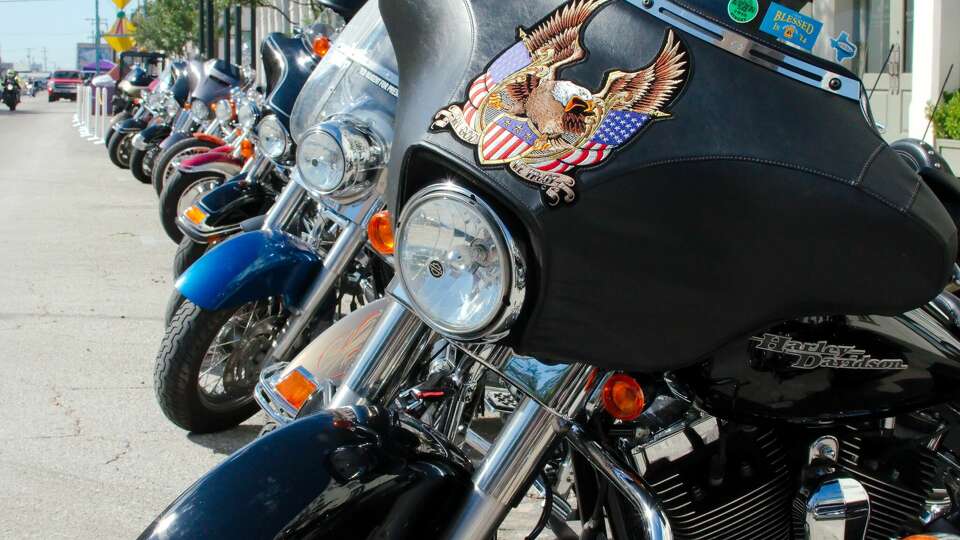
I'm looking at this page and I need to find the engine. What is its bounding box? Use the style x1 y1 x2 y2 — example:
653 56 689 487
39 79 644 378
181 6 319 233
624 398 957 540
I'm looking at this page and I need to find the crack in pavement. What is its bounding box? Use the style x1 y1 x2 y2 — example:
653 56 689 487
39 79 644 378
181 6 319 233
104 440 132 465
49 385 82 438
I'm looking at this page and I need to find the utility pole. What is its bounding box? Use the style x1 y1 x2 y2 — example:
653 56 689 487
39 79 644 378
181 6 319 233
94 0 102 74
41 47 47 72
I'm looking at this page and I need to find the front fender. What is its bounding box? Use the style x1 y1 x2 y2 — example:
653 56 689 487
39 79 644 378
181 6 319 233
158 130 192 152
175 229 322 311
179 151 243 176
114 116 146 134
138 407 472 540
138 124 171 145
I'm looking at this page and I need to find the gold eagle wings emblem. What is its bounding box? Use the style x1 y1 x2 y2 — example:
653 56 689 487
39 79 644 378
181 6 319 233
432 0 689 205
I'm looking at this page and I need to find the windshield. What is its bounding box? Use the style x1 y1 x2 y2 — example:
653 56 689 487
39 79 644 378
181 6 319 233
53 71 81 79
289 1 397 143
682 0 887 74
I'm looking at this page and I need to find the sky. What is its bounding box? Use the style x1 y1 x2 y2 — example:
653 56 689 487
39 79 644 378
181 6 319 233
0 0 143 71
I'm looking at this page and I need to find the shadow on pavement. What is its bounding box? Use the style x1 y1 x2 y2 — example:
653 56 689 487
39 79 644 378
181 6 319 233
186 424 261 455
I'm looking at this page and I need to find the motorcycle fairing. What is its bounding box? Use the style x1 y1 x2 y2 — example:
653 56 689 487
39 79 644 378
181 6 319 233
138 407 472 540
381 0 957 371
175 229 322 311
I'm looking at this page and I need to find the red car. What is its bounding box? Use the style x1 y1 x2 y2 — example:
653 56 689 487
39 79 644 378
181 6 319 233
47 70 83 102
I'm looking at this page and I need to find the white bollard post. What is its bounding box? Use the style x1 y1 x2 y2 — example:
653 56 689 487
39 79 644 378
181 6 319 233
88 88 100 142
78 86 90 137
72 83 81 126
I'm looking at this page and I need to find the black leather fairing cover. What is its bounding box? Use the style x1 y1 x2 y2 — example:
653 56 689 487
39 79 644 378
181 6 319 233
381 0 957 371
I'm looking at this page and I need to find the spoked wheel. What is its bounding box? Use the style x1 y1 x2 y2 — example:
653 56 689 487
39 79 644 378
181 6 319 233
159 171 223 243
107 132 133 169
152 139 218 197
155 299 285 433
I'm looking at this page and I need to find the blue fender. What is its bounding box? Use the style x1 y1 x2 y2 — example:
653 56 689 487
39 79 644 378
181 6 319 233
138 407 472 540
139 123 172 144
114 117 148 134
175 229 322 311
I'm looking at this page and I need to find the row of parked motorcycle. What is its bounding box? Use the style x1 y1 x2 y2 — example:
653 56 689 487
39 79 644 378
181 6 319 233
94 0 960 538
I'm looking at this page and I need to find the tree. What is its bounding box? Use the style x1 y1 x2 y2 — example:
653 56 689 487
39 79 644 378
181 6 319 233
132 0 199 55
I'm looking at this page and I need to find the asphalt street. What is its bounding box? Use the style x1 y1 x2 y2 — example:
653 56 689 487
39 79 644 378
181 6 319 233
0 98 550 539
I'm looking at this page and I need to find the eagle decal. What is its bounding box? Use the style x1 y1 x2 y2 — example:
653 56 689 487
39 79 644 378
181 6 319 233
431 0 689 205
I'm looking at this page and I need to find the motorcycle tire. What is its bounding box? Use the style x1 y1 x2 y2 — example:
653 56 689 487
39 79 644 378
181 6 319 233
163 288 186 328
173 237 208 279
107 132 133 169
159 170 225 243
128 145 153 184
155 300 262 433
151 138 219 197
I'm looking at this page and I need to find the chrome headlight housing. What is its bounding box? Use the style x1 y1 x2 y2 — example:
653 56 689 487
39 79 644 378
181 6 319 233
191 100 211 122
163 93 180 118
257 115 290 160
295 119 384 200
395 184 526 339
214 99 233 123
237 99 258 130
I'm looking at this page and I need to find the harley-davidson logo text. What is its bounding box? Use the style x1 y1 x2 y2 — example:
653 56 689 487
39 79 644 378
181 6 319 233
750 333 907 370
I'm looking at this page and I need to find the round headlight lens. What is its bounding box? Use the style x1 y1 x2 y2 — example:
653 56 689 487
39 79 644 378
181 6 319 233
191 100 210 122
397 188 521 337
257 115 289 159
215 99 233 123
296 130 344 194
237 100 257 130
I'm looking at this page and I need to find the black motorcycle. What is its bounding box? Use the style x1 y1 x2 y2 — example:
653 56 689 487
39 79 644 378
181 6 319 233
2 78 20 111
143 1 960 539
129 60 203 184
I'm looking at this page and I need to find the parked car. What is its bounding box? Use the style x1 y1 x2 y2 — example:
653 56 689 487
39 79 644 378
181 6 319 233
47 70 82 102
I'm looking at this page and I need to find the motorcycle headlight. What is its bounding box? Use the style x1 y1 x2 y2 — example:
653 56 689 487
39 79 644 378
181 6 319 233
396 185 526 339
295 119 383 199
191 100 211 122
257 115 290 160
237 100 258 130
215 99 233 123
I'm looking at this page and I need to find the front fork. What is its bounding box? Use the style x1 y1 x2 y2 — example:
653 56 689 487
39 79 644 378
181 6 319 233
262 178 384 366
327 289 674 540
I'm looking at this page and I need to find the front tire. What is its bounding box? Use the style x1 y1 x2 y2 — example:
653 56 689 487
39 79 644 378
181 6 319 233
173 237 208 279
152 138 218 197
107 132 133 169
159 170 225 243
128 144 153 184
155 300 279 433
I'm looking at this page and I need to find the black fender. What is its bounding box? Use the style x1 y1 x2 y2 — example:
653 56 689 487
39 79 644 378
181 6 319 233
114 116 148 134
139 124 172 145
139 407 472 540
158 130 194 153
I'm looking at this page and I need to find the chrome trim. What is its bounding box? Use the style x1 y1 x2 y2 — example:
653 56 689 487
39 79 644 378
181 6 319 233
131 133 148 151
262 181 308 231
253 362 297 424
809 435 839 463
394 184 527 341
803 477 870 540
295 119 385 202
627 0 861 101
566 423 674 540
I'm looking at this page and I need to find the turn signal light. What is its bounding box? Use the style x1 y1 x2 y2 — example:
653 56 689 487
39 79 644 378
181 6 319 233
274 368 318 410
313 36 332 58
367 210 395 255
601 374 645 421
184 205 207 225
240 138 254 160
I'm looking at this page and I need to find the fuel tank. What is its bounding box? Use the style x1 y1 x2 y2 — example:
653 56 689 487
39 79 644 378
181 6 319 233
674 293 960 424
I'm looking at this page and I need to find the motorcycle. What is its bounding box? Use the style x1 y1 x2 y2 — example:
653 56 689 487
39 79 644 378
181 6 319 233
129 61 201 184
144 0 960 538
154 0 386 434
2 80 20 111
105 67 158 167
159 23 335 247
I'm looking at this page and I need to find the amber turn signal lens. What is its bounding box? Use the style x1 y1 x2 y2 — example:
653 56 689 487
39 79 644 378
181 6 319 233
274 368 318 410
184 205 207 225
367 210 395 255
601 374 645 421
313 36 332 58
240 138 254 160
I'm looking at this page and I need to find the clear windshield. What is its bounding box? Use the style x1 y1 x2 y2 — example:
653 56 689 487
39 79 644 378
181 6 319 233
289 1 397 143
687 0 889 75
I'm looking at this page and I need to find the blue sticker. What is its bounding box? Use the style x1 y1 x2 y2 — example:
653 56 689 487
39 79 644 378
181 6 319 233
759 2 823 52
830 31 858 63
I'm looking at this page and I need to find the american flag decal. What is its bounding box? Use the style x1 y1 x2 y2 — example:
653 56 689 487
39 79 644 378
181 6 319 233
430 0 688 205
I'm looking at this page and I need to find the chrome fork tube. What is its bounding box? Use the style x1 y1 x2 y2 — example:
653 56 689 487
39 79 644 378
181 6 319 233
328 296 430 407
266 220 367 364
444 397 568 540
261 181 306 231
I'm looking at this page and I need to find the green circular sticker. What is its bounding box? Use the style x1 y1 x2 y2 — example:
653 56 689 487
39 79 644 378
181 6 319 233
727 0 759 24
